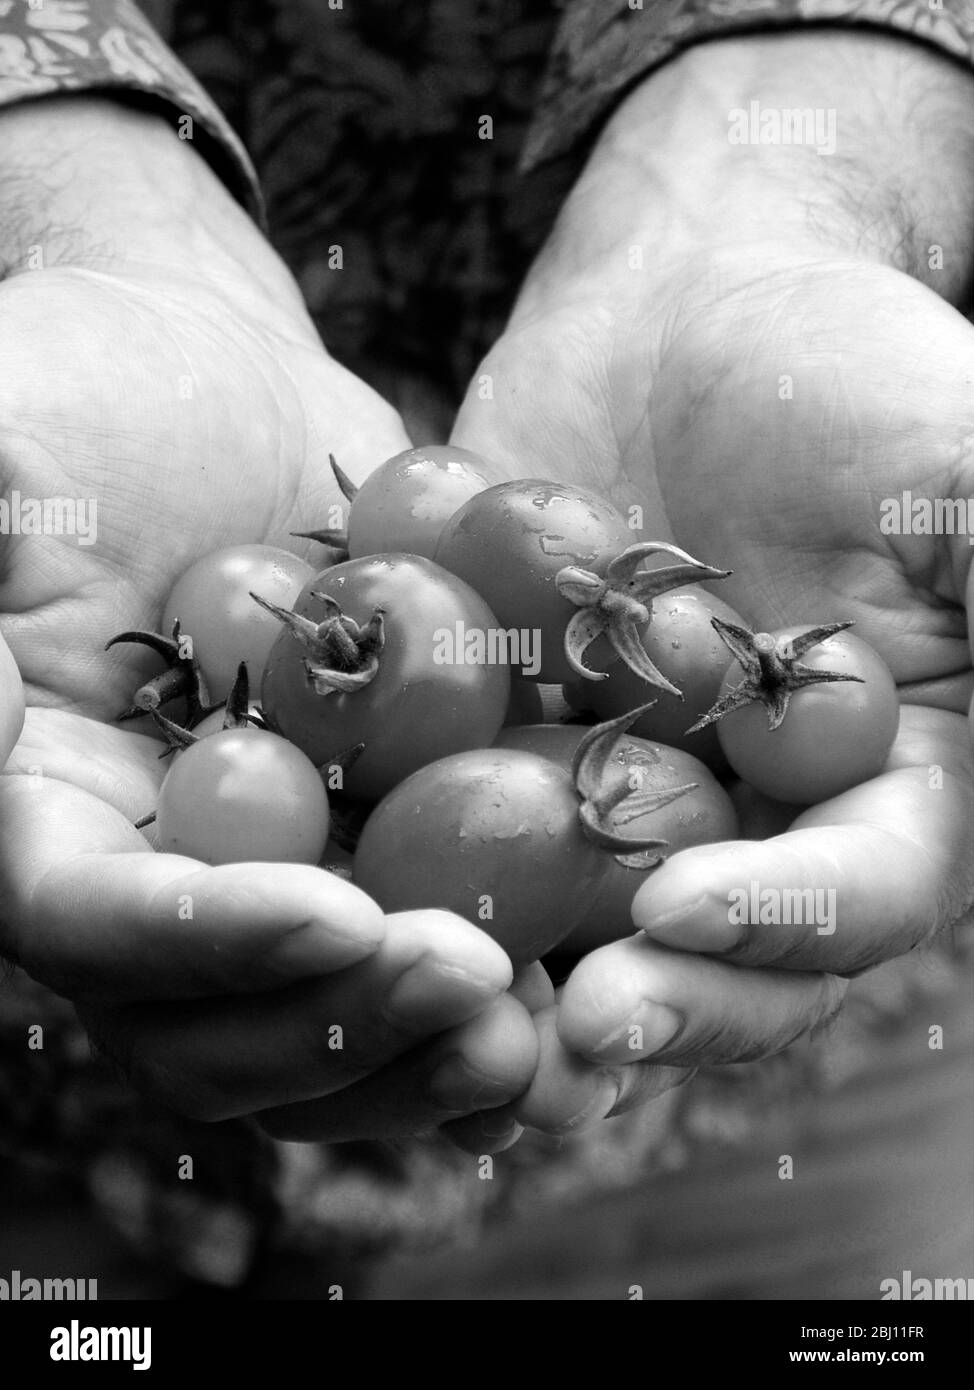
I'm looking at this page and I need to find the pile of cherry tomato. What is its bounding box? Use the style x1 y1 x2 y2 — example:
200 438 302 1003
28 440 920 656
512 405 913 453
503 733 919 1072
107 444 900 965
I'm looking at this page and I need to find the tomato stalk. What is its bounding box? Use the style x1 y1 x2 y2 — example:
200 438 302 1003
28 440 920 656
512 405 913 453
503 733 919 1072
132 662 364 831
107 618 215 726
686 618 864 733
556 541 730 689
146 662 257 758
250 590 386 695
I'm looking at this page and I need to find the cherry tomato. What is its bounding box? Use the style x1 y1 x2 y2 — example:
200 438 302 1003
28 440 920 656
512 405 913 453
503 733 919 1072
715 627 899 804
564 589 746 769
495 724 738 950
261 554 511 802
434 480 635 684
346 445 503 559
155 728 329 865
353 748 607 964
163 545 314 703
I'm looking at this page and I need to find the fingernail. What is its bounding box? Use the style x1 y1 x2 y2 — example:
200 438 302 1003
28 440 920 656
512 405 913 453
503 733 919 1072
592 1002 683 1062
566 1073 622 1131
427 1057 514 1112
383 958 497 1031
478 1104 525 1145
488 1129 523 1153
634 892 740 952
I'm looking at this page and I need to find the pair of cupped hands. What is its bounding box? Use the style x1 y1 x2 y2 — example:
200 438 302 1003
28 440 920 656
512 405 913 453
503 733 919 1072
1 33 972 1154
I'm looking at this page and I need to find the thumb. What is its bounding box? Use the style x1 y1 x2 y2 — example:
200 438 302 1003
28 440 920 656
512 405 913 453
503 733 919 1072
450 309 647 513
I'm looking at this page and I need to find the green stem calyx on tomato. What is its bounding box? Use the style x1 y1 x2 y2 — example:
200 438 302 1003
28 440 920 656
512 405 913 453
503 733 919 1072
572 705 698 868
290 454 355 557
555 541 730 691
106 618 214 726
134 661 364 831
149 661 256 757
250 589 385 695
686 618 865 733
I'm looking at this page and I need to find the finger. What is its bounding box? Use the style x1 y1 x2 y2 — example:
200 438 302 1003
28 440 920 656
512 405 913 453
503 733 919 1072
449 311 666 522
256 993 537 1141
437 965 553 1154
440 1104 526 1156
557 935 846 1071
510 1005 687 1135
508 960 555 1014
633 706 973 974
7 709 165 819
85 910 514 1121
0 773 390 1000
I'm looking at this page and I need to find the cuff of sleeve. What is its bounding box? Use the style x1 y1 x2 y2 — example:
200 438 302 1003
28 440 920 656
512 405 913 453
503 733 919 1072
523 0 974 171
0 0 266 230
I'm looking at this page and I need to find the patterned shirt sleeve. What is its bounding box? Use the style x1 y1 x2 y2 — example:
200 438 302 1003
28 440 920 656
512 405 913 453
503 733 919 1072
0 0 263 222
524 0 974 168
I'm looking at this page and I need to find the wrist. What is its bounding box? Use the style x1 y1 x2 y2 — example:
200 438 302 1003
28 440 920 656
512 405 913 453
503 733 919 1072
0 95 256 278
515 29 974 320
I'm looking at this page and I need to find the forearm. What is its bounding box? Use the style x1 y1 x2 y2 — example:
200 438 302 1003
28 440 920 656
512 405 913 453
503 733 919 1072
517 29 974 314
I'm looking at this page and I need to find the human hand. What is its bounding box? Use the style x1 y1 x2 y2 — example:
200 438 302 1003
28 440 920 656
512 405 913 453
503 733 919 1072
0 98 535 1143
0 631 24 764
453 31 974 1129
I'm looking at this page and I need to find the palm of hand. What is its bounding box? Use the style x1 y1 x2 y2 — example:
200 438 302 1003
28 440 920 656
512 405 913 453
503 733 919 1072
647 257 974 974
456 248 974 985
462 251 972 707
0 261 543 1146
646 255 973 713
0 261 406 719
0 251 409 1021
